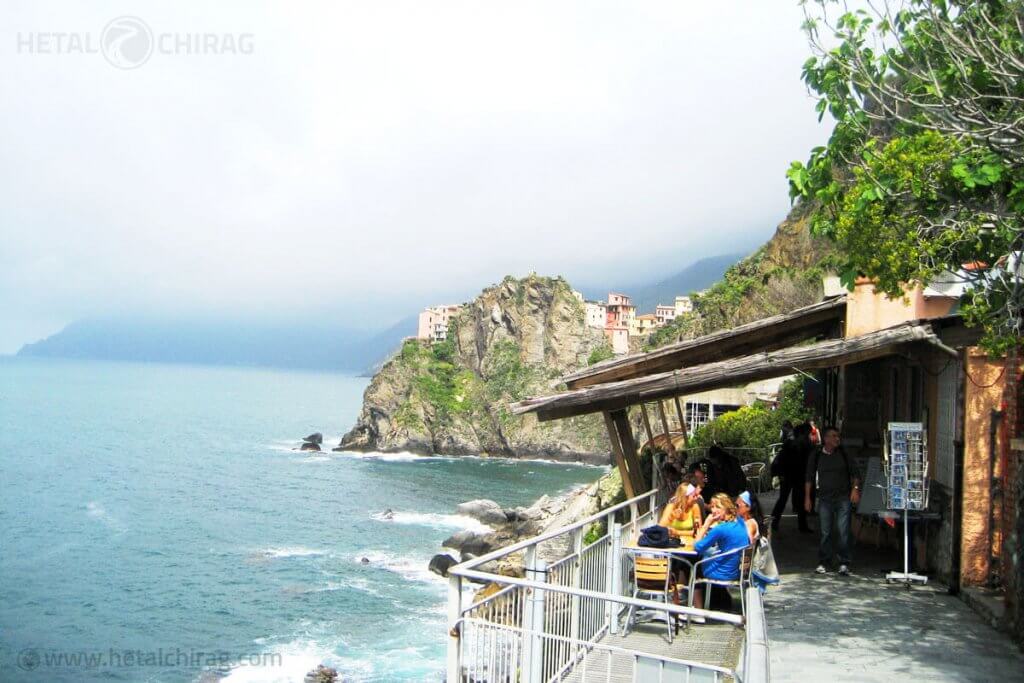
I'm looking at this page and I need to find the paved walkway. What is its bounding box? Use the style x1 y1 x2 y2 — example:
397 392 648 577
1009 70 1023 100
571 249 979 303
763 491 1024 682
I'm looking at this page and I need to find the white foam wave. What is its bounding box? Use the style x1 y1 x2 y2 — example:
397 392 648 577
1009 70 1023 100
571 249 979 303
332 449 440 463
370 510 492 533
352 551 443 586
254 546 326 560
85 500 126 533
298 455 330 463
218 639 333 683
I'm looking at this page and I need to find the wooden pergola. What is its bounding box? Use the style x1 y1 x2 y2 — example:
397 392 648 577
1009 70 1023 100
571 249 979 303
513 316 956 500
560 296 847 390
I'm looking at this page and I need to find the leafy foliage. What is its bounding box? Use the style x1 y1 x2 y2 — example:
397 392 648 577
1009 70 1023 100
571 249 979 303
587 343 615 366
789 0 1024 352
690 378 811 455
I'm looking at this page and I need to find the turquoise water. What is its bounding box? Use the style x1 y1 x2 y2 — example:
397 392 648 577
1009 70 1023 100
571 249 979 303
0 357 604 682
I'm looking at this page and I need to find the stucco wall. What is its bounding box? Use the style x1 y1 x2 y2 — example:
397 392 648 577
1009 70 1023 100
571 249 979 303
846 280 957 337
961 349 1005 587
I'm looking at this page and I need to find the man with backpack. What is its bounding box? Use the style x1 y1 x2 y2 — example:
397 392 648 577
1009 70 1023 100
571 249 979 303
805 426 861 576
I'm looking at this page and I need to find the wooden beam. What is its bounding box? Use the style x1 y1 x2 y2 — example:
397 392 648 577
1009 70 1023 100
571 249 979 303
561 297 847 389
603 411 636 500
611 408 646 498
656 400 677 459
639 402 655 449
515 322 945 422
673 396 690 449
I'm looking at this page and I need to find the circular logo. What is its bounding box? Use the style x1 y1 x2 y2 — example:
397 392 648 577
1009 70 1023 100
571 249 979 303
17 648 41 671
101 16 153 69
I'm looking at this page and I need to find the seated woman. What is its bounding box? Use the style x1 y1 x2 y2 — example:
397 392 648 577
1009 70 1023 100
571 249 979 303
736 491 765 543
690 493 750 621
659 482 703 542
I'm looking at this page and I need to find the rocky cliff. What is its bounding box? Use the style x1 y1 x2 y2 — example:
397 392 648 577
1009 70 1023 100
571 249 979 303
646 199 841 348
337 275 611 461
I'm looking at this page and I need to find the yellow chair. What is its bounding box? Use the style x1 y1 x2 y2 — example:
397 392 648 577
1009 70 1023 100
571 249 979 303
622 555 680 642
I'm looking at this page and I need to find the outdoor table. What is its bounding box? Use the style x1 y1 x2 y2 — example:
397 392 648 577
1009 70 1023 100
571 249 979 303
623 540 699 632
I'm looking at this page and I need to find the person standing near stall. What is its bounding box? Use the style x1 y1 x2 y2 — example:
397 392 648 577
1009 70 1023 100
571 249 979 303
805 426 861 575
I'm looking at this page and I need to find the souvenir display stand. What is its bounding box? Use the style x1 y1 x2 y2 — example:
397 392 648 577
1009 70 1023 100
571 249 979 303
883 422 929 587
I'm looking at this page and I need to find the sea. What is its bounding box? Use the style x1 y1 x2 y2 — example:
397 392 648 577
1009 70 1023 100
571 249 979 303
0 357 605 682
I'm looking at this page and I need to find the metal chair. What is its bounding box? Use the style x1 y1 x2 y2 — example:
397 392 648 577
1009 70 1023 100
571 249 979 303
622 554 679 643
687 543 756 621
742 462 766 493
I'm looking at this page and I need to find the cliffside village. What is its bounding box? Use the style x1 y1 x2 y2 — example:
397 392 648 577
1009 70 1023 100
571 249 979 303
412 291 782 437
416 292 693 354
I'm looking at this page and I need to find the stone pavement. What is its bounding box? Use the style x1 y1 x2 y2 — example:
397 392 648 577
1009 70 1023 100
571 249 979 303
761 490 1024 682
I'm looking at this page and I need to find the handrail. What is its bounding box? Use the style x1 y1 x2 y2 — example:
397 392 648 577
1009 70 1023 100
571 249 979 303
451 487 659 572
457 617 736 678
454 565 744 626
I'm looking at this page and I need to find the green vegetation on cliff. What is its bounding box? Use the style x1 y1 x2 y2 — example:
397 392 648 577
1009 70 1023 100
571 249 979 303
646 201 842 350
340 274 611 460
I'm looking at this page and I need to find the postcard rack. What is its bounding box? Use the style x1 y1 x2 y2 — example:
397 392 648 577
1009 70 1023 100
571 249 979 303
883 422 929 586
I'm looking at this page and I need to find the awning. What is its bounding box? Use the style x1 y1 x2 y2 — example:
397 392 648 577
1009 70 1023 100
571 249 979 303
560 296 846 389
513 320 955 422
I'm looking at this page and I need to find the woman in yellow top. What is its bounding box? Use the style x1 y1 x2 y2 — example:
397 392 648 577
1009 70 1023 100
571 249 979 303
659 482 703 542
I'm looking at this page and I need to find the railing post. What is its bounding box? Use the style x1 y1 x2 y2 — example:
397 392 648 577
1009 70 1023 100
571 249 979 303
446 573 462 682
607 522 623 634
521 551 546 683
569 527 583 649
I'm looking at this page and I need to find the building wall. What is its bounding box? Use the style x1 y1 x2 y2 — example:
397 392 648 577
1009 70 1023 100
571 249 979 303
846 280 958 337
584 302 607 329
604 326 629 355
961 348 1007 587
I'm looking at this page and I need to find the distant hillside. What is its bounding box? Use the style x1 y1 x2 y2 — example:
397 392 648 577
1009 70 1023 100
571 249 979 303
17 315 414 372
577 253 741 312
647 200 841 348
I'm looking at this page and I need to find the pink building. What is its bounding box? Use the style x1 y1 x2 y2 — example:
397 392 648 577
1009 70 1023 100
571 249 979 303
417 305 462 342
605 293 635 329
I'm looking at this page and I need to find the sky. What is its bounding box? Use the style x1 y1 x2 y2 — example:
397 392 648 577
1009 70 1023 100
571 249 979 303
0 1 834 354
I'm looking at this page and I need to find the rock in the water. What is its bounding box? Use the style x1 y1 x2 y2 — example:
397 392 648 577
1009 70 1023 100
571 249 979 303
300 442 321 451
428 553 459 578
456 499 507 526
303 432 323 445
443 530 492 557
304 665 338 683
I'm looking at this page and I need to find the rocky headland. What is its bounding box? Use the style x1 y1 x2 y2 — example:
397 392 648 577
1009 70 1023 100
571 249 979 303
336 275 611 463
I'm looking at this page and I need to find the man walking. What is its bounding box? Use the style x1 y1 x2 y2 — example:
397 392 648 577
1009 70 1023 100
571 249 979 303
805 426 861 575
770 422 812 533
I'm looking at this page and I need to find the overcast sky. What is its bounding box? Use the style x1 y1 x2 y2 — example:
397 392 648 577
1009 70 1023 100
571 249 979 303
0 1 833 353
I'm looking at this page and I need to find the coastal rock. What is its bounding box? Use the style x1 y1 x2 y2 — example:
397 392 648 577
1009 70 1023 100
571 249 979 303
428 553 459 578
443 530 493 557
300 442 321 451
303 665 338 683
303 432 323 445
456 499 507 526
336 275 611 461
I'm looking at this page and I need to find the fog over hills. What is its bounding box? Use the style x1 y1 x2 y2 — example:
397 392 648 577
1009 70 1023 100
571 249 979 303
16 252 742 371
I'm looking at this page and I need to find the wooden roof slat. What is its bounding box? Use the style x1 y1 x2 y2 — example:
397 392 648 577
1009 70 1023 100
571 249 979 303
560 296 846 389
514 321 947 422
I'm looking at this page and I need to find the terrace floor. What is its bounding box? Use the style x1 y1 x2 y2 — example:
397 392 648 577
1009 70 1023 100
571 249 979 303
762 490 1024 683
561 609 743 682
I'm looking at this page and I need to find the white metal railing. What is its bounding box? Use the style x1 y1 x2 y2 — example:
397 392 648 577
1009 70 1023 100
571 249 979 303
455 618 736 683
446 487 748 683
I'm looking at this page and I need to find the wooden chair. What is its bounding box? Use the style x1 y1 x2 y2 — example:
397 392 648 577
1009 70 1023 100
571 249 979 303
623 555 680 643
